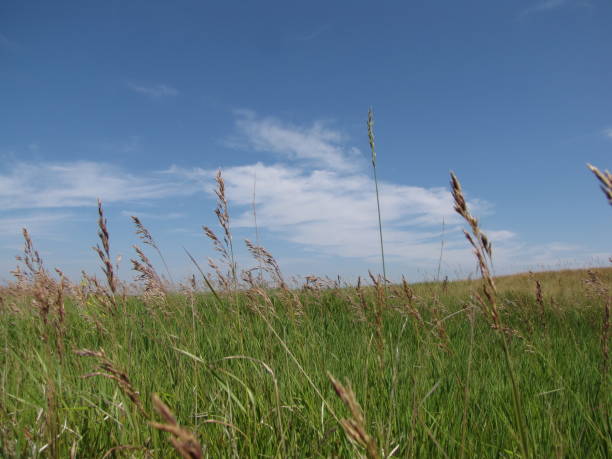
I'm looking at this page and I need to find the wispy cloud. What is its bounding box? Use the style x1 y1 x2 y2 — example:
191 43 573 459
0 211 75 238
603 127 612 139
128 83 179 98
120 210 185 219
0 161 196 210
520 0 589 17
228 110 363 172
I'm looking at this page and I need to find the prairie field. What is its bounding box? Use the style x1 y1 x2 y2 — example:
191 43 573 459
1 169 610 458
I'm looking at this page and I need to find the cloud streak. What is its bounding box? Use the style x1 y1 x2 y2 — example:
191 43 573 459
0 212 75 239
0 161 196 210
128 83 179 98
520 0 587 17
229 110 362 172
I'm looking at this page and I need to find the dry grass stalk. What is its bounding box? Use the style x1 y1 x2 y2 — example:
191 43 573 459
93 200 118 311
343 278 367 322
131 245 166 307
587 164 612 205
13 229 68 356
131 216 174 284
355 276 369 316
70 271 108 334
206 256 230 292
150 394 203 459
13 228 44 281
328 373 380 459
245 239 303 317
401 277 424 325
242 270 277 315
245 239 286 290
203 169 237 289
450 173 499 327
529 271 546 322
74 348 148 418
450 171 529 458
78 271 117 324
303 275 327 291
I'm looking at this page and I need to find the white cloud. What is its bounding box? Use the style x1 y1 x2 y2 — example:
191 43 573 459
603 127 612 139
0 161 196 209
168 161 485 264
229 110 362 172
485 229 517 242
128 83 179 98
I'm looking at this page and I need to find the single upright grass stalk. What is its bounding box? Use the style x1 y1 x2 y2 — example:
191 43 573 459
450 172 530 458
368 108 387 283
93 199 118 312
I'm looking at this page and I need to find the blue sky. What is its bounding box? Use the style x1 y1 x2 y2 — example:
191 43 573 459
1 0 610 283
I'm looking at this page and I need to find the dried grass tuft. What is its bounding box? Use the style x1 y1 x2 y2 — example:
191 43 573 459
74 348 147 418
131 245 166 307
131 216 173 284
328 373 379 459
150 394 203 459
93 200 118 311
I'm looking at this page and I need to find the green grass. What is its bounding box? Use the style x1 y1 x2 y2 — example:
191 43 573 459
0 267 610 457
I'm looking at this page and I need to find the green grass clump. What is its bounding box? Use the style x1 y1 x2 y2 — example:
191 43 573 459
0 267 610 458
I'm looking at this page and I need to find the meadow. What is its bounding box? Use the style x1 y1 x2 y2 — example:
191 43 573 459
0 165 610 458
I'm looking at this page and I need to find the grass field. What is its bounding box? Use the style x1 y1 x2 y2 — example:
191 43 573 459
1 167 610 458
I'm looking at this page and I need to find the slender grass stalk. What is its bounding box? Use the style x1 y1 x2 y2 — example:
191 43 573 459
183 247 222 307
368 108 387 283
450 172 530 458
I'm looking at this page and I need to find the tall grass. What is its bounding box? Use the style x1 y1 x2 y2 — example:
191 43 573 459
1 265 610 457
368 108 387 283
